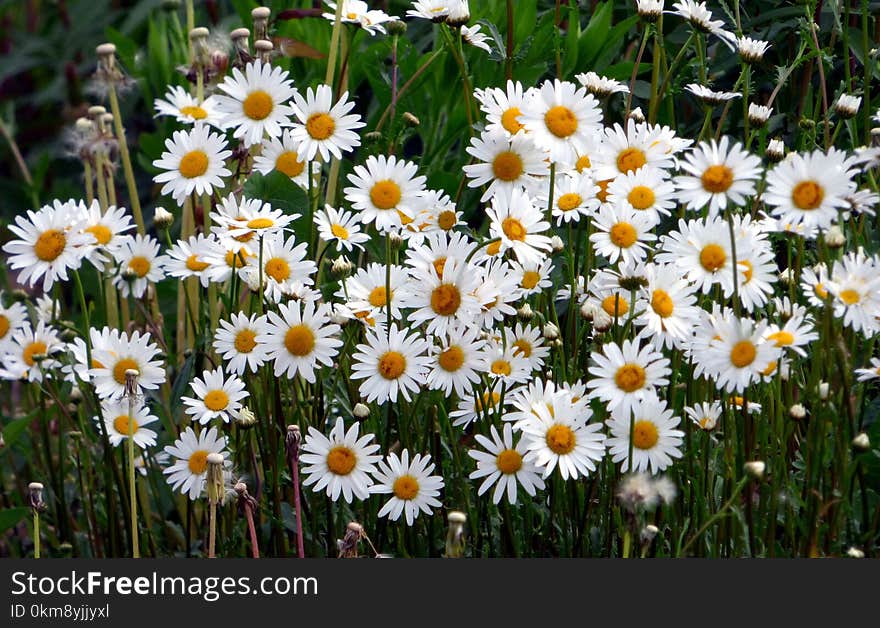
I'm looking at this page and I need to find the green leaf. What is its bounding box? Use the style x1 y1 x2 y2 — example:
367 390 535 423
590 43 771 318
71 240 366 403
2 411 37 448
242 170 311 244
0 508 28 534
562 3 581 78
578 1 613 68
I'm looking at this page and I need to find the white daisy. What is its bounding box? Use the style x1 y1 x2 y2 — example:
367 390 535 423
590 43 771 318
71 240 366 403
701 313 780 393
685 401 723 431
487 187 552 265
537 172 601 225
252 130 313 189
261 300 342 383
478 79 534 137
635 262 700 350
0 299 28 353
98 398 159 448
468 423 545 505
163 426 230 500
462 129 550 202
299 417 381 503
77 200 136 270
289 84 365 161
404 259 482 336
587 338 671 417
1 322 63 383
604 165 676 227
163 233 218 288
152 124 232 205
606 395 684 474
315 205 370 252
449 387 510 428
425 323 487 397
371 450 445 526
250 233 317 304
213 312 271 375
336 262 409 322
507 322 551 372
344 154 426 232
590 203 656 265
89 330 165 399
519 401 606 480
182 367 249 425
656 216 738 294
675 137 763 216
509 257 554 298
351 324 431 404
153 84 223 127
112 234 166 299
520 78 603 163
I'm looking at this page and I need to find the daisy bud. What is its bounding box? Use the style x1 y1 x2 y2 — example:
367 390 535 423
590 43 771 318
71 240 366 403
205 453 225 506
846 547 865 558
641 524 659 543
834 93 862 119
517 303 535 321
353 403 370 419
593 309 613 332
445 511 467 558
636 0 663 22
447 0 470 27
744 460 765 481
386 20 407 37
68 430 83 441
364 131 383 145
818 382 830 400
852 432 871 452
748 103 772 128
766 138 786 162
628 107 646 123
823 225 846 249
28 482 46 511
331 256 354 278
789 403 807 420
550 235 565 253
60 327 78 343
737 36 770 64
337 521 366 558
251 7 271 41
235 407 257 429
542 323 560 340
403 112 420 127
153 206 174 230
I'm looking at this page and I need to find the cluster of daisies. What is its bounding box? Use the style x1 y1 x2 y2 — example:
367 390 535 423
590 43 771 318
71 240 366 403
2 0 880 529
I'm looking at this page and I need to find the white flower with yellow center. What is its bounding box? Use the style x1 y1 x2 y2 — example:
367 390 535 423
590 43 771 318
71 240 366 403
670 0 736 49
300 417 381 503
855 357 880 382
763 310 818 359
509 257 553 298
371 450 444 526
635 262 700 351
182 367 249 425
462 24 492 53
487 187 552 265
733 233 778 313
701 313 780 393
77 200 135 270
462 129 550 202
201 243 254 284
576 71 630 98
351 324 431 404
89 330 166 400
322 1 397 36
406 0 452 21
584 284 635 322
480 338 532 385
290 84 365 161
153 85 223 128
477 80 536 137
538 172 600 225
404 259 482 336
213 312 270 375
763 148 856 234
252 130 314 189
507 322 551 372
449 386 511 428
675 137 762 216
3 200 91 292
152 124 232 205
0 300 26 359
425 323 487 397
344 154 426 232
63 327 119 384
473 259 521 329
685 401 723 431
112 234 166 298
656 216 737 294
800 264 832 308
606 395 684 474
587 338 670 417
219 196 298 243
163 426 230 501
590 204 656 265
594 119 675 180
0 322 63 383
163 233 222 288
315 205 370 252
520 78 603 163
336 262 409 322
604 165 675 227
262 301 342 383
469 423 545 505
404 230 474 278
519 401 606 481
215 59 296 147
827 252 880 335
247 233 317 304
98 399 159 448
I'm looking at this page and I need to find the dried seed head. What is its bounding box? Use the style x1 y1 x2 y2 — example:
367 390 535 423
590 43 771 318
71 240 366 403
744 460 766 481
788 403 807 420
252 7 271 41
189 27 211 65
235 407 257 429
338 521 366 558
353 403 370 419
123 368 139 399
28 482 46 511
254 39 274 63
206 453 225 506
852 432 871 452
445 511 466 558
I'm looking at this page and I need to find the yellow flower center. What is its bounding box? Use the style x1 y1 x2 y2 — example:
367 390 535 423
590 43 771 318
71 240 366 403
284 324 315 357
112 357 139 385
651 289 675 318
275 150 305 177
614 363 646 392
392 474 420 500
502 217 527 242
432 257 447 278
179 105 207 120
609 222 638 248
34 230 67 262
597 179 612 203
204 389 230 411
306 112 336 140
501 107 524 134
545 424 576 455
627 185 655 210
602 294 629 317
575 155 592 173
496 449 523 474
699 244 726 272
188 450 209 474
86 224 112 245
185 254 209 272
128 256 151 278
378 351 407 380
178 150 209 178
486 240 503 256
0 315 9 339
330 223 349 239
113 414 139 435
475 391 502 412
247 217 274 230
225 250 250 269
437 210 457 231
617 147 647 173
544 105 578 138
368 286 389 308
512 339 532 358
430 284 461 316
557 193 582 212
632 420 659 449
265 257 290 282
767 330 794 346
730 340 757 368
438 345 465 372
740 260 754 283
492 151 524 182
701 164 734 193
814 282 828 299
762 361 777 376
370 180 402 210
234 328 258 353
242 89 274 120
23 341 48 367
521 270 541 290
840 289 861 305
491 359 512 376
791 180 824 210
326 446 357 475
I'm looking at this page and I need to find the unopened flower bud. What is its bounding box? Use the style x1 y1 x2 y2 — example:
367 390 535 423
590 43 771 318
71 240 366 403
789 403 807 420
852 432 870 452
818 381 830 400
766 138 785 162
403 112 420 127
353 403 370 419
517 303 534 321
628 107 645 123
846 547 865 558
542 323 559 340
641 524 659 543
364 131 383 145
550 235 565 253
593 309 613 332
823 225 845 249
387 20 407 37
744 460 765 480
388 232 404 250
834 94 861 119
236 407 257 428
331 256 354 278
154 206 174 230
748 103 772 127
636 0 663 22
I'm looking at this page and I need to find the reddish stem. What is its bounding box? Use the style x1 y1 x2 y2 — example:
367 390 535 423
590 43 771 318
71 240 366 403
244 503 260 559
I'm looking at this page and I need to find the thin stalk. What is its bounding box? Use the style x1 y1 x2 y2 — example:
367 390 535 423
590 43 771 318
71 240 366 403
107 87 145 233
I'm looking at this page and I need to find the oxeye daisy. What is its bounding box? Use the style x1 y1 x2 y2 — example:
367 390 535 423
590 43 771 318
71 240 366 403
635 262 700 350
261 301 342 383
407 0 452 21
0 300 27 353
800 264 832 308
351 324 431 404
520 78 603 163
152 124 232 205
252 130 314 189
322 1 397 36
855 357 880 382
290 84 365 161
576 71 630 99
702 314 780 393
64 327 119 384
478 79 534 137
89 330 165 399
249 233 317 304
606 395 684 474
472 260 521 329
764 311 818 358
656 217 737 294
163 233 220 288
684 84 741 106
202 244 254 284
344 154 426 232
371 450 445 526
462 24 492 53
685 401 723 431
594 119 675 180
404 259 482 336
519 401 606 481
827 252 880 334
507 322 551 372
587 338 671 417
112 234 166 298
214 59 296 147
425 323 487 397
468 423 545 505
675 137 763 216
670 0 736 49
153 84 223 127
300 417 381 503
182 367 249 425
404 230 474 278
213 312 270 375
734 236 778 313
537 172 601 225
462 129 550 202
487 187 552 265
450 387 511 428
315 205 370 252
510 257 554 297
98 398 159 448
590 204 656 265
78 200 135 270
604 165 676 227
337 262 409 322
1 322 63 382
163 426 230 501
585 283 635 322
481 338 532 385
3 200 91 292
220 197 298 243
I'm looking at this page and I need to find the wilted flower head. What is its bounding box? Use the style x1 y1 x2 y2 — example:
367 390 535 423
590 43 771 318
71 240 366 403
737 36 770 63
685 83 741 106
576 71 630 98
636 0 664 21
835 93 862 119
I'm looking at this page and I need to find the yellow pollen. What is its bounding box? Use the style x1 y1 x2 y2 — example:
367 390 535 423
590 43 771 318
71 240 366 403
699 244 726 272
491 360 512 376
557 193 582 212
242 90 274 120
378 351 407 380
632 420 659 449
284 324 315 356
437 210 456 231
651 289 674 318
597 179 612 203
370 180 402 210
275 150 305 178
617 147 647 173
85 224 112 245
496 449 523 474
326 446 357 475
430 284 461 316
701 164 734 193
501 107 524 134
521 270 541 290
234 329 257 353
128 256 151 278
247 217 274 230
0 315 9 339
392 475 420 500
264 257 290 282
627 185 655 210
762 361 777 376
188 450 209 474
330 223 349 240
112 357 139 384
502 217 527 242
767 330 794 347
730 340 757 368
438 346 465 372
609 222 638 248
178 150 209 178
113 414 139 435
791 180 824 210
306 112 336 140
204 389 229 411
185 254 209 272
544 105 578 138
575 155 592 173
179 105 207 120
225 250 249 269
602 294 629 317
840 289 861 305
545 424 576 455
432 257 447 279
492 151 524 181
23 341 48 367
512 339 532 358
368 286 389 308
614 363 646 392
34 230 67 262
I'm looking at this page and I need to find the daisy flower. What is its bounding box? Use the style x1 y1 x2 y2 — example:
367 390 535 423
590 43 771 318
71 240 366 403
404 259 482 336
425 323 487 397
734 235 778 313
675 137 762 216
764 311 818 358
163 426 230 500
112 234 166 298
684 84 741 106
670 0 736 49
322 1 397 36
737 36 771 63
220 196 297 243
685 401 722 431
519 402 606 481
250 234 317 304
576 71 630 98
855 357 880 382
3 200 90 292
593 120 675 180
487 187 552 265
261 301 342 383
462 129 550 202
656 217 738 294
462 24 492 53
590 203 657 265
163 233 219 288
478 80 533 137
407 0 452 21
473 259 521 329
290 84 365 161
827 252 880 334
509 258 554 297
0 300 27 354
89 330 165 399
182 367 249 425
252 130 313 189
507 322 551 372
351 324 431 404
78 200 136 270
520 78 603 163
371 450 445 526
214 59 296 147
450 387 510 428
468 423 545 505
605 165 676 227
701 314 780 393
315 205 370 252
480 338 532 385
344 154 426 232
1 322 63 382
337 262 409 322
153 84 223 127
635 262 700 350
538 172 601 225
606 395 684 474
587 338 671 417
98 398 159 448
213 312 270 375
299 417 381 503
404 230 474 278
152 124 232 205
